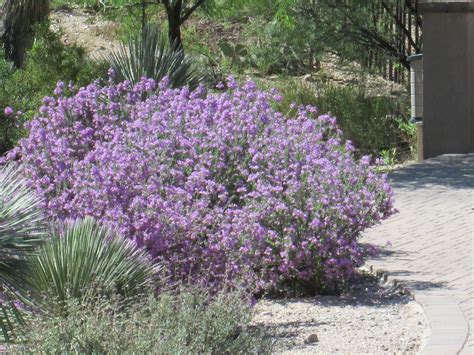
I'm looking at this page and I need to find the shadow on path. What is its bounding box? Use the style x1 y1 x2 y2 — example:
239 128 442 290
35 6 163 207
389 154 474 190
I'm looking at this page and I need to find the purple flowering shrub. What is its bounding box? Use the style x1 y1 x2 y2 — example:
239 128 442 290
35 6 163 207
10 76 395 294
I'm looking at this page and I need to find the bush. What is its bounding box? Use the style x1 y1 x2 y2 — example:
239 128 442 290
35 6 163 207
273 80 413 157
11 76 395 295
21 287 269 353
0 24 107 154
244 16 324 75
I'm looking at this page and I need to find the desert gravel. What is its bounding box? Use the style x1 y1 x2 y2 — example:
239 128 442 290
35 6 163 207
253 273 430 354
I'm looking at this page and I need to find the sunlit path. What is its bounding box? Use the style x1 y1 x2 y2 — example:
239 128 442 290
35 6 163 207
363 154 474 354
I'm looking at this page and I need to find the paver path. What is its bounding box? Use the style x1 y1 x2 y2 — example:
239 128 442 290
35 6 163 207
362 154 474 354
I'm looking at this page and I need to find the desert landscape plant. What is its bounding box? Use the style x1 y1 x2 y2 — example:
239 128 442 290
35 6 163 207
26 217 157 315
108 23 203 88
0 25 107 154
0 164 47 342
21 287 270 353
11 76 395 295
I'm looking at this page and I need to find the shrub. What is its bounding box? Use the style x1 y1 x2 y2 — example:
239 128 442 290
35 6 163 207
273 80 413 157
11 76 395 294
20 287 270 353
245 17 324 75
0 24 107 154
26 217 157 315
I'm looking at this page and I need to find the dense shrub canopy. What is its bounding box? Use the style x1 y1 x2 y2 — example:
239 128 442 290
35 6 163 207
9 75 395 294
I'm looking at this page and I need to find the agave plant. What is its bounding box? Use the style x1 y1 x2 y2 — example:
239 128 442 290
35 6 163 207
27 217 158 315
0 0 50 67
107 23 204 89
0 164 47 343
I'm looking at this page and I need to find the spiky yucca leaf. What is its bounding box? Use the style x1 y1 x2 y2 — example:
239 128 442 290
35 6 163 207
108 24 203 89
27 217 157 315
0 299 23 343
0 163 47 343
0 164 47 290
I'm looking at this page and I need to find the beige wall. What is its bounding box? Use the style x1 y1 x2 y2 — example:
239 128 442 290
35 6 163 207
420 1 474 158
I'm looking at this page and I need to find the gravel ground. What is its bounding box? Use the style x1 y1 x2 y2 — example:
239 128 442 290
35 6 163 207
253 272 430 354
50 7 120 59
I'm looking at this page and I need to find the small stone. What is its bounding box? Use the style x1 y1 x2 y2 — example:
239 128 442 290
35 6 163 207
305 333 319 344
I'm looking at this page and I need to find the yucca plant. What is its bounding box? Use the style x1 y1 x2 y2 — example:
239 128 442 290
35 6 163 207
107 23 204 89
26 217 157 315
0 164 47 343
0 0 50 68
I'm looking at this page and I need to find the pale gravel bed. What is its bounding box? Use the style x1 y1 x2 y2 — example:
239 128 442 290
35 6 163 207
252 273 430 354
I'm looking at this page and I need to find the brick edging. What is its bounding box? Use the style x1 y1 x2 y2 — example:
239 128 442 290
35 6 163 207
367 264 469 355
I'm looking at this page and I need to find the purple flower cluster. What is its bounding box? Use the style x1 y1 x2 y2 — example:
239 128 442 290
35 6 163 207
11 76 395 293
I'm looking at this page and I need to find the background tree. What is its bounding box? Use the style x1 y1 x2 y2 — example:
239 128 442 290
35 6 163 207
0 0 50 68
298 0 422 71
158 0 206 51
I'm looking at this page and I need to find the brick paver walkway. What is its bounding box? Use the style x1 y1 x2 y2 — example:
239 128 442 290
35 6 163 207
362 154 474 354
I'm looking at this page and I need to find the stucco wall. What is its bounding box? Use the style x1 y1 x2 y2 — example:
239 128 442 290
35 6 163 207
420 1 474 158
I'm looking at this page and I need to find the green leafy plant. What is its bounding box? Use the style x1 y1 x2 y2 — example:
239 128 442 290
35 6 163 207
395 117 417 158
108 23 204 88
0 164 47 343
272 79 410 156
380 148 397 166
26 217 157 315
20 287 270 353
218 40 248 70
245 17 323 75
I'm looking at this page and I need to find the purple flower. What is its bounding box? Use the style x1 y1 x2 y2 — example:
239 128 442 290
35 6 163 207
4 106 13 116
11 76 396 294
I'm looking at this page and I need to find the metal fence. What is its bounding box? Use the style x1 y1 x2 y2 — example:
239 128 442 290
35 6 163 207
364 0 423 84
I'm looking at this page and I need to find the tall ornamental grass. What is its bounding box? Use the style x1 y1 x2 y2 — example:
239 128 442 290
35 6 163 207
9 75 395 294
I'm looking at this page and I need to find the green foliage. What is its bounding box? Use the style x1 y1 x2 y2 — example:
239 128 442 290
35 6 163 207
0 24 107 154
273 80 412 158
217 40 248 71
380 148 398 166
210 0 288 20
396 116 417 153
245 17 323 75
212 0 417 76
294 0 420 71
0 164 47 343
26 217 157 316
0 300 23 344
21 287 270 353
0 164 46 292
52 0 132 10
108 23 204 88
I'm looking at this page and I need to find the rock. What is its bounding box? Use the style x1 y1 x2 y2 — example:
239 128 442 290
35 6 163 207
305 333 319 344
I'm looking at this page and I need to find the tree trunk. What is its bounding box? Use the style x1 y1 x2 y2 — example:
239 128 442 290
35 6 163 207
9 29 34 68
167 0 183 51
